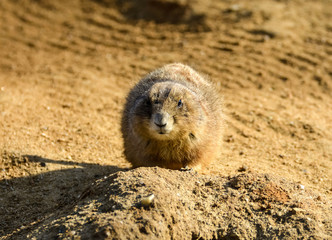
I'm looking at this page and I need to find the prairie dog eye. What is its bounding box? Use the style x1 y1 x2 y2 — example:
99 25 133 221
177 99 183 108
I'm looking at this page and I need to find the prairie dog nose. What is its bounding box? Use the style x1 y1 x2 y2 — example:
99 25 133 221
154 112 169 128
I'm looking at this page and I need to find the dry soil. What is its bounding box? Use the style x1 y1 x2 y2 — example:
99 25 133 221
0 0 331 239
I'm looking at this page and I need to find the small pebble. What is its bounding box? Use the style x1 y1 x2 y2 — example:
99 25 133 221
291 207 306 214
68 231 76 236
231 4 240 11
238 166 248 172
140 194 154 208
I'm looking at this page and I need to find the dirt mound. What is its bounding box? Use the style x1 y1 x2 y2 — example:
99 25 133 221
12 168 329 239
115 0 203 24
90 0 211 31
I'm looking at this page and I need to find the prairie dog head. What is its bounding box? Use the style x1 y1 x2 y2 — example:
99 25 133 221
132 81 206 140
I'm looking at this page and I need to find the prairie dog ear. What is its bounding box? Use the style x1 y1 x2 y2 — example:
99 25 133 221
187 92 208 119
199 99 209 117
188 91 208 116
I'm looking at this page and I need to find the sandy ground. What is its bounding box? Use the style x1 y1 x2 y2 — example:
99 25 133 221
0 0 331 239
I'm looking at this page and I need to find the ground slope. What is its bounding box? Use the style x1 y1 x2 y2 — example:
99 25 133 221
0 0 331 239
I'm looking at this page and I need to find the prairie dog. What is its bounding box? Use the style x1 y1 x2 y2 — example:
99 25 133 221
121 63 224 170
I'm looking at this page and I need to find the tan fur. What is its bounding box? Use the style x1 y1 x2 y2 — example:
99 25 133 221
121 63 224 170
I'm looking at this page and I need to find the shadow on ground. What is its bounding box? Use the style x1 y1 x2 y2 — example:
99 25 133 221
0 154 127 237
